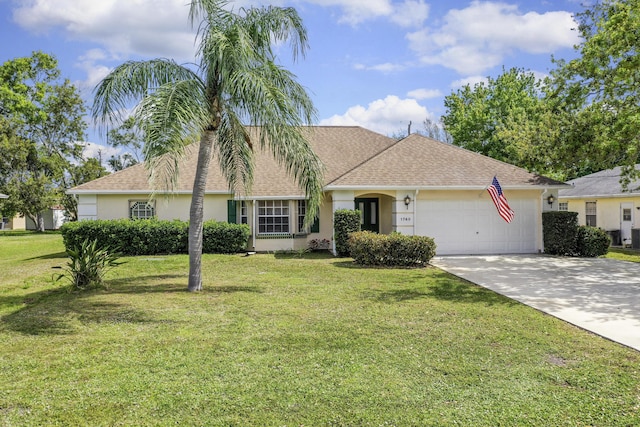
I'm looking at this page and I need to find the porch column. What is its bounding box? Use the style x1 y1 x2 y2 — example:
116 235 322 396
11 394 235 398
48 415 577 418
331 190 355 255
393 191 415 235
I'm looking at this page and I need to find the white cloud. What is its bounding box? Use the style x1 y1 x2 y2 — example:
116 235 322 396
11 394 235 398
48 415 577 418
354 62 407 73
320 95 430 135
13 0 196 61
407 88 442 99
74 49 112 94
390 0 430 28
406 1 579 74
306 0 427 27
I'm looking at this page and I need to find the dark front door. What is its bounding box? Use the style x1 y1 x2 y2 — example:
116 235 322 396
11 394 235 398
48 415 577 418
355 198 379 233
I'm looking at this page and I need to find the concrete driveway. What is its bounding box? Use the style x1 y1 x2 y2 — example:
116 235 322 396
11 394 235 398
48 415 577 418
431 255 640 351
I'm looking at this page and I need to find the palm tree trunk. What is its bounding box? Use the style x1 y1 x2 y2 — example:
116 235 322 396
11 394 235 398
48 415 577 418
188 130 215 292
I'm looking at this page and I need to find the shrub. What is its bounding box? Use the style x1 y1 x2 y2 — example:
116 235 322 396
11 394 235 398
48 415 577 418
348 231 436 267
542 211 579 256
57 238 123 290
576 226 610 257
202 220 250 253
334 209 361 256
60 219 249 255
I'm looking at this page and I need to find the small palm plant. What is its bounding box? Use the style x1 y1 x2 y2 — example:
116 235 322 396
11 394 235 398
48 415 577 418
57 239 123 290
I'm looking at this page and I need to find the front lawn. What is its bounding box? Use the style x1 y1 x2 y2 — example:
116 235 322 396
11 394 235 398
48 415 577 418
1 233 639 426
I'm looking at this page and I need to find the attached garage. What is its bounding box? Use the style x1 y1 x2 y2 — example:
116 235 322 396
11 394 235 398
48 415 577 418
415 191 540 255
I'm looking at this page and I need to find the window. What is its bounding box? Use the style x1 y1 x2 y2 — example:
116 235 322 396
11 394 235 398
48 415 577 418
623 208 632 222
129 200 155 219
240 201 248 225
297 200 307 233
559 202 568 212
297 200 320 233
585 201 597 226
258 200 289 234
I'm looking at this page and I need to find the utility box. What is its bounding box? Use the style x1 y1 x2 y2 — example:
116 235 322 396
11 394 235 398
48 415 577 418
632 229 640 249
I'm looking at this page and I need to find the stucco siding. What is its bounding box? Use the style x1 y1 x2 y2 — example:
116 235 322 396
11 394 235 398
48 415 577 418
564 197 640 230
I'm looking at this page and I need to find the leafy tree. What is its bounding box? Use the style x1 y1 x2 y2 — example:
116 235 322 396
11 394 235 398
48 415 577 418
0 119 57 226
93 0 324 291
0 52 87 229
547 0 640 185
106 117 142 171
442 68 553 174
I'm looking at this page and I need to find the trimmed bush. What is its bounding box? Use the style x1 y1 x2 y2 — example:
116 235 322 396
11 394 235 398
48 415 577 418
542 211 579 256
60 219 249 255
334 209 361 256
202 220 251 254
576 226 610 257
348 231 436 267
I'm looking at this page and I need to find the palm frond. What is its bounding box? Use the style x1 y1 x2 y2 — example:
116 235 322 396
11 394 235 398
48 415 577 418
135 78 209 192
92 59 199 126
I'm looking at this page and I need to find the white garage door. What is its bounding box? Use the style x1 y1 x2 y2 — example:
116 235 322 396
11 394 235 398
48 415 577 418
416 196 538 255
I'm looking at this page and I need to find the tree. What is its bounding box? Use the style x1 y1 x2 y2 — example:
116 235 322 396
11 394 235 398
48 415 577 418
92 0 324 291
442 68 553 174
0 52 87 230
547 0 640 185
422 118 452 143
106 117 142 171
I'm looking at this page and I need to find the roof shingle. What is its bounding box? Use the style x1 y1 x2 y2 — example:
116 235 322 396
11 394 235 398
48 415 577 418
70 126 564 195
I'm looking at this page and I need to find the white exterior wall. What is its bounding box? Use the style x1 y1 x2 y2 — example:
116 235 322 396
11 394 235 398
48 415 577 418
564 197 640 230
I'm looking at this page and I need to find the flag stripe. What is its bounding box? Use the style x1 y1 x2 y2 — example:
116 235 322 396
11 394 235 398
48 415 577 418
487 176 514 223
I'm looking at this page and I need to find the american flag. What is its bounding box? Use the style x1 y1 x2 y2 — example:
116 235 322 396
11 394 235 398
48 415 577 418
487 176 514 223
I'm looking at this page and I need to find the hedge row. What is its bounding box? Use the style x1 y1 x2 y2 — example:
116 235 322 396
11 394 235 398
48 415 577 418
348 231 436 267
542 211 609 257
60 219 250 255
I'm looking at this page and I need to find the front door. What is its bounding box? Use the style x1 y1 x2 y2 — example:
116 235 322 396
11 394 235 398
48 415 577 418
355 198 379 233
621 202 633 245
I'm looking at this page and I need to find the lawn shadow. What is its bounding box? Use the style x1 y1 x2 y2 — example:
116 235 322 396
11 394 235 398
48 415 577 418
24 252 68 261
273 251 335 260
0 274 196 336
362 271 517 307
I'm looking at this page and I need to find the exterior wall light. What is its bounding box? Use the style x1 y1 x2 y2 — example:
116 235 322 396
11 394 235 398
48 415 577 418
404 195 411 209
547 195 555 206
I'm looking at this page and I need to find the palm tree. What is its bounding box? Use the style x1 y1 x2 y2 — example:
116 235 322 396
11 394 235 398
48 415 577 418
92 0 324 291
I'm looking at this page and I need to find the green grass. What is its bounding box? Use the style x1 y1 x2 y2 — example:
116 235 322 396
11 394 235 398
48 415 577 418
1 233 640 426
606 247 640 263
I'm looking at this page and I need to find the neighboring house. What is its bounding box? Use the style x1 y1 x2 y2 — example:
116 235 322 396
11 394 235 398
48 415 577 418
68 126 567 255
25 206 66 230
559 165 640 246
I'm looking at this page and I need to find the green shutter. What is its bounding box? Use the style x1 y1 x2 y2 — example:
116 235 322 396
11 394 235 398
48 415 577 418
227 200 237 224
311 215 320 233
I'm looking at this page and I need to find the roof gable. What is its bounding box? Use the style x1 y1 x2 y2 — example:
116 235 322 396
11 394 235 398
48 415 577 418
328 134 564 188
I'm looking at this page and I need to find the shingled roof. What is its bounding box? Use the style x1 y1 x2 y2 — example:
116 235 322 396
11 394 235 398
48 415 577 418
69 126 565 196
559 165 640 198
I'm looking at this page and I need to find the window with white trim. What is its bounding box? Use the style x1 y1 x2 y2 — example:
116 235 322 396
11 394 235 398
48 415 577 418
585 201 597 226
559 202 568 211
240 201 248 224
297 200 307 233
258 200 289 234
129 200 155 220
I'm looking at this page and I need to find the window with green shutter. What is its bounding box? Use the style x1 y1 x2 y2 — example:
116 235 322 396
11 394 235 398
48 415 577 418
227 200 237 224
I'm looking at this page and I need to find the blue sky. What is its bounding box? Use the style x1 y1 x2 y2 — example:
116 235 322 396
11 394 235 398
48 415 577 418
0 0 584 160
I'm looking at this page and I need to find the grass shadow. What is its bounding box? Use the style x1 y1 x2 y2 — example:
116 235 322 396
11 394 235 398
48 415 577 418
24 251 68 261
1 286 159 336
273 251 335 260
